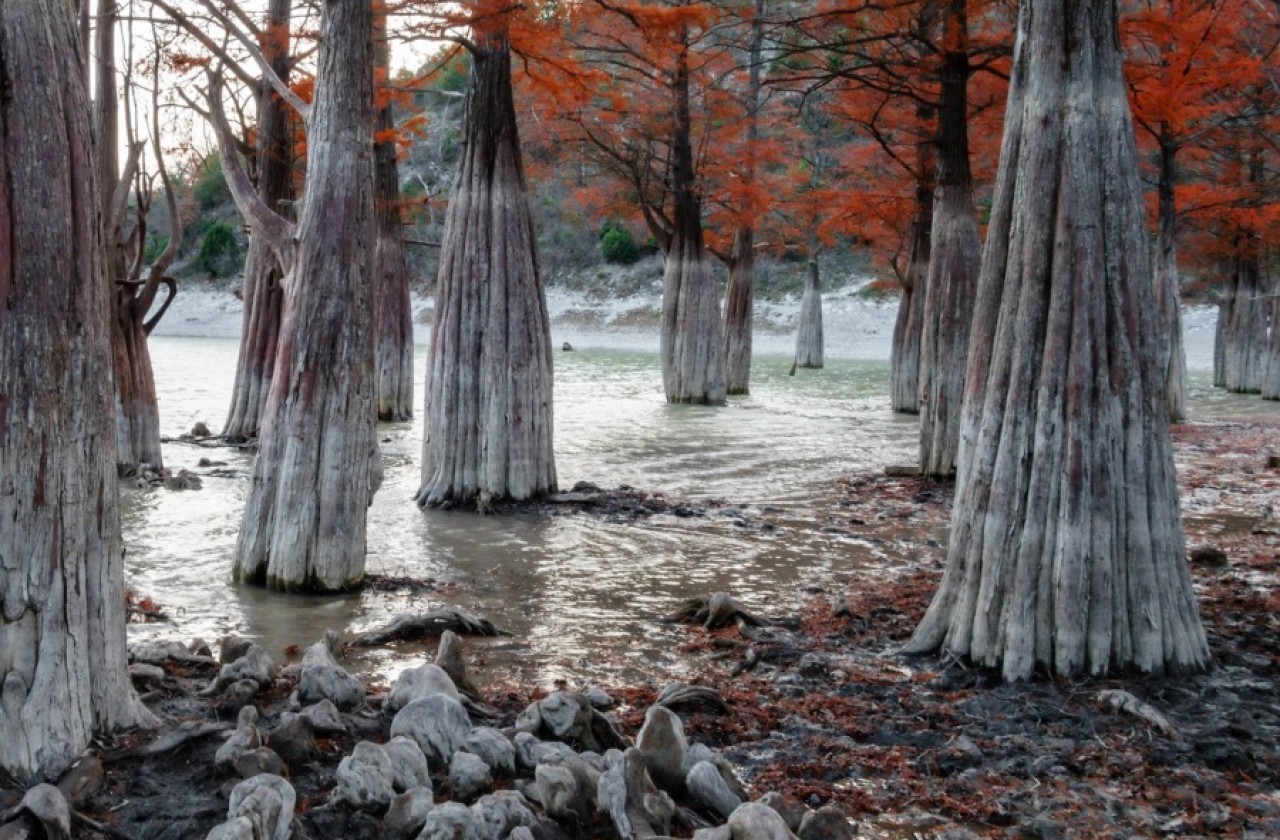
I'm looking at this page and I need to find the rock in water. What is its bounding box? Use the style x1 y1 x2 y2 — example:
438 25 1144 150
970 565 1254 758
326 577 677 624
297 636 364 710
688 760 743 820
798 804 855 840
418 801 476 840
224 774 295 840
383 787 435 840
637 705 689 795
390 694 471 766
388 662 460 711
449 752 493 802
219 634 254 665
728 802 797 840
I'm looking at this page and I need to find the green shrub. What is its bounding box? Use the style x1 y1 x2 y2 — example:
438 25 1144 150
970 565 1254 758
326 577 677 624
600 221 640 265
143 235 169 264
192 156 231 209
197 221 241 276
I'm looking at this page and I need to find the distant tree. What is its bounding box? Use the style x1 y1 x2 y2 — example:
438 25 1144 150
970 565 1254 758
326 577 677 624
1 0 154 781
416 0 558 506
906 0 1210 679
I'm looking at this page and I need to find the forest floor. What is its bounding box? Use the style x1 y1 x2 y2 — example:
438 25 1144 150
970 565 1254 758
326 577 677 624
3 420 1276 839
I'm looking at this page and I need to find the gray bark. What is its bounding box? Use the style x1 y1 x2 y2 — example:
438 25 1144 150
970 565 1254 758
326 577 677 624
660 37 726 405
794 258 824 368
223 0 293 440
721 0 765 397
889 145 934 414
373 9 414 422
918 14 980 479
905 0 1210 680
1218 245 1269 394
417 20 557 506
232 0 381 591
1263 291 1280 401
1154 134 1187 421
1 0 153 782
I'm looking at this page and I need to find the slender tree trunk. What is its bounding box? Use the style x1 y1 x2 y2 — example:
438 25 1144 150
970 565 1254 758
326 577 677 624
416 19 557 506
223 0 293 440
662 36 726 405
1 0 153 782
904 0 1209 680
722 0 765 396
794 257 824 368
373 9 414 422
233 0 381 592
1263 283 1280 401
1213 297 1227 387
918 12 980 479
1154 133 1187 421
889 132 935 414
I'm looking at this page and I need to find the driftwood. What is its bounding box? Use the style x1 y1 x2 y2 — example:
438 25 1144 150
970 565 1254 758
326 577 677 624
655 683 729 715
663 592 798 631
351 607 509 647
102 721 232 762
1098 689 1181 740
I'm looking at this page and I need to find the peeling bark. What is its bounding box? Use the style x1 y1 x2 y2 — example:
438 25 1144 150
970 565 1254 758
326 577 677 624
1 0 152 782
918 14 980 479
905 0 1209 680
233 0 381 592
223 0 293 440
661 36 726 405
416 19 557 506
794 258 824 368
373 9 414 422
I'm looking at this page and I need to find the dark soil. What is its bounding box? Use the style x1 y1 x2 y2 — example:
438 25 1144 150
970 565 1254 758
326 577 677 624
6 421 1278 839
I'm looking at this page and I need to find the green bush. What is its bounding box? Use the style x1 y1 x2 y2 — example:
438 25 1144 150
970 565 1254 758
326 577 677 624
192 156 231 209
197 221 241 277
143 235 169 264
600 221 640 265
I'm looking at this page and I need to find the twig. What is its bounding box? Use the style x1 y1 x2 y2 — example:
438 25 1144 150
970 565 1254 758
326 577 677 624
72 810 141 840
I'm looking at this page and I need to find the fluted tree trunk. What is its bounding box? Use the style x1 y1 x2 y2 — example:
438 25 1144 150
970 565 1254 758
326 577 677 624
794 257 824 368
1154 132 1187 421
722 0 765 396
416 16 557 507
889 141 935 414
223 0 294 440
1 0 154 782
1219 242 1269 394
905 0 1209 680
1263 290 1280 401
373 8 414 422
660 36 726 405
918 4 980 478
212 0 381 592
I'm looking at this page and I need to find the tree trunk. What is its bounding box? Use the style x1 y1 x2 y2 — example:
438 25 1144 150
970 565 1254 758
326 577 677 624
1213 297 1226 387
722 0 765 397
661 37 726 405
1 0 153 782
918 15 980 479
223 0 293 440
373 9 414 422
794 257 824 368
1154 132 1187 421
1219 242 1269 394
233 0 381 592
904 0 1209 680
722 231 754 393
1263 288 1280 401
416 19 557 506
889 137 935 414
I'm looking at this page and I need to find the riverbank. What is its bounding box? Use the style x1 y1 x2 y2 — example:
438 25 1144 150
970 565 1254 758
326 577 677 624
5 419 1275 839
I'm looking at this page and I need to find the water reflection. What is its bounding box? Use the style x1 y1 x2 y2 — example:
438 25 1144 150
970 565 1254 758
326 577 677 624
125 336 1276 688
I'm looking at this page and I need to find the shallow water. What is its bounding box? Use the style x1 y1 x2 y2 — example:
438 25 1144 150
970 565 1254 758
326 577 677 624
125 336 1276 688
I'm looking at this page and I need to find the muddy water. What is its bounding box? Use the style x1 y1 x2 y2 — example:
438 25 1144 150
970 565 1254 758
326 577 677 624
124 336 1274 688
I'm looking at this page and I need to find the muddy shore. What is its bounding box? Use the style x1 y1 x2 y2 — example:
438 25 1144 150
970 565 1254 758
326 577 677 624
3 419 1277 839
